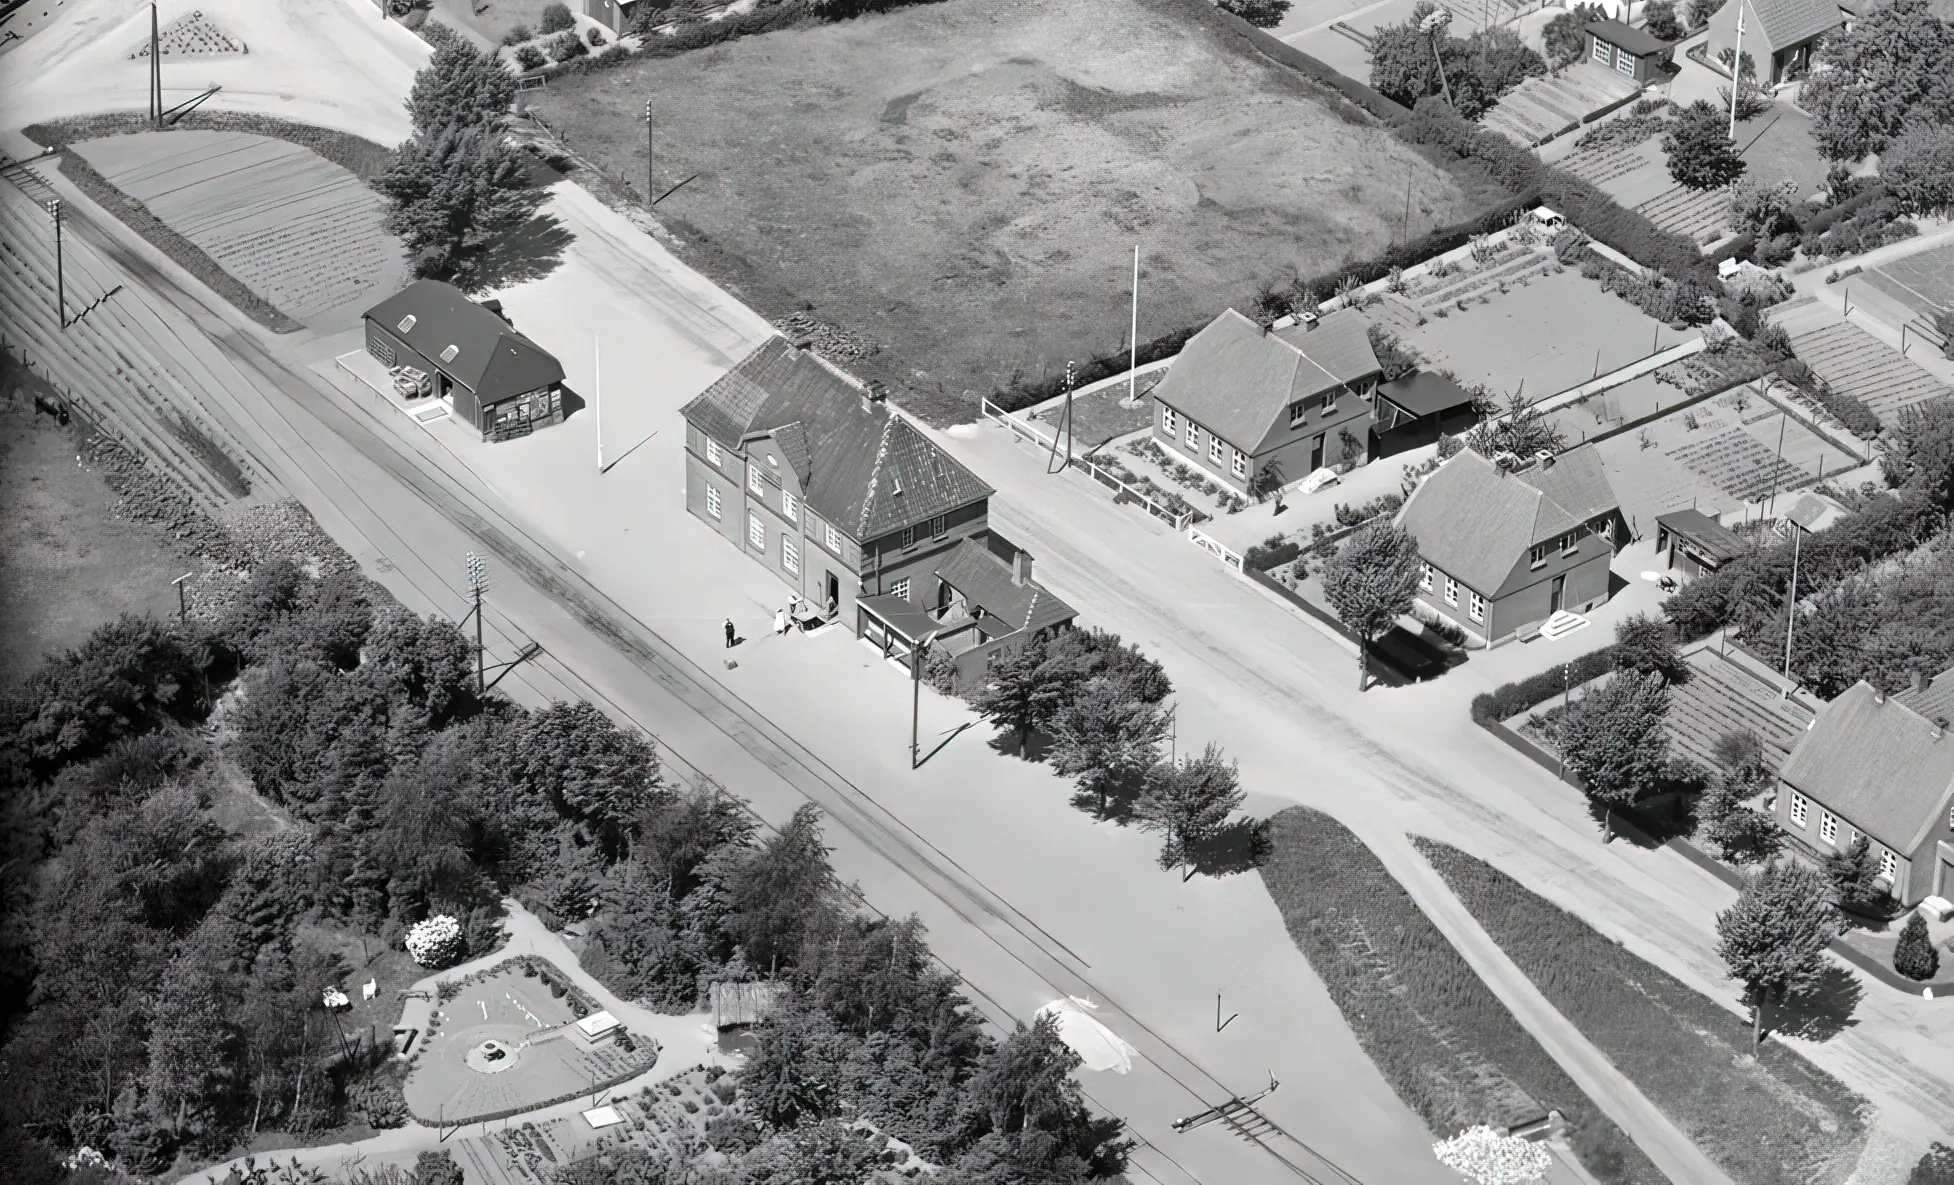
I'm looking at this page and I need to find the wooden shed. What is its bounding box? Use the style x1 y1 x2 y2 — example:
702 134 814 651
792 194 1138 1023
710 981 784 1030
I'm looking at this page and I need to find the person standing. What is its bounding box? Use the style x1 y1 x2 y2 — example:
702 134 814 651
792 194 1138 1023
724 618 736 648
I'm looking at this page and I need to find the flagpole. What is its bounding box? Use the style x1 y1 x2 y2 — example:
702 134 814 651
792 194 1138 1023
1128 243 1139 406
1728 3 1744 141
595 334 603 472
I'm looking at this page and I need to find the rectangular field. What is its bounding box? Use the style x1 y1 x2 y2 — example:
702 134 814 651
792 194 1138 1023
529 0 1506 423
1790 321 1953 427
1866 242 1954 317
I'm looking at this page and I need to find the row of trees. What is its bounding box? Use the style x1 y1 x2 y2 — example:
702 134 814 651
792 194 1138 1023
961 628 1248 878
1369 2 1547 119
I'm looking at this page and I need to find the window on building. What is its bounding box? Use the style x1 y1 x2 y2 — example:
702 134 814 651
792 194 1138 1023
1162 407 1178 436
1879 848 1898 882
439 344 459 364
705 484 721 519
1209 435 1224 463
396 314 416 333
931 514 945 537
782 491 798 522
782 537 799 574
748 465 765 496
1616 50 1637 76
825 524 843 554
1561 530 1581 553
1820 811 1838 844
1530 543 1549 567
705 438 722 466
1790 792 1808 827
1592 39 1610 64
1419 563 1433 592
1290 401 1307 427
890 577 911 601
1186 421 1198 448
1468 590 1485 623
748 513 765 551
901 526 915 548
1323 389 1338 414
1231 449 1247 479
1444 576 1459 607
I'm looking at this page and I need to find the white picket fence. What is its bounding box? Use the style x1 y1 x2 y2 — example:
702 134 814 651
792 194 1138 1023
980 397 1193 531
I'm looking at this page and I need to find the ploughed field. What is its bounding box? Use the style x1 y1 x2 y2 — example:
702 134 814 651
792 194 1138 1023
530 0 1500 423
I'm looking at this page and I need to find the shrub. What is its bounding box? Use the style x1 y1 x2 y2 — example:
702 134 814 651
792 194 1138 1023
500 22 532 44
1244 534 1302 571
406 914 464 967
539 1 575 32
587 26 606 45
515 43 546 69
1896 913 1939 980
551 30 589 61
1470 645 1620 724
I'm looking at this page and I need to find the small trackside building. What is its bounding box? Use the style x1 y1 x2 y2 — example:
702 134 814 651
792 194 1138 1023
1149 307 1383 495
682 338 1075 666
1777 680 1954 906
362 280 566 443
1395 447 1626 644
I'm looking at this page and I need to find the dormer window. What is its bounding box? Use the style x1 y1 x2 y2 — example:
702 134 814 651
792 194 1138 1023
1289 402 1307 427
893 476 904 495
1323 390 1338 414
396 314 416 333
440 344 459 363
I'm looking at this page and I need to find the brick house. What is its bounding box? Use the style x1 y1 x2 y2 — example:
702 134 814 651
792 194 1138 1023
362 280 565 443
1706 0 1843 83
1394 447 1625 644
1149 308 1382 495
1776 680 1954 906
680 338 1073 668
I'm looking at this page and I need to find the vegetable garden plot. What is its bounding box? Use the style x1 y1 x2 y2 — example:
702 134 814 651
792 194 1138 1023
1790 321 1953 427
1666 428 1805 502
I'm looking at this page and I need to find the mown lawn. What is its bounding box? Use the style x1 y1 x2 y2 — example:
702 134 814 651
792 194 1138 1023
1258 808 1664 1184
1417 839 1869 1185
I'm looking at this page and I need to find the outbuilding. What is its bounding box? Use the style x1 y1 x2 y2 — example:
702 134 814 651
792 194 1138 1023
1584 19 1674 85
362 280 566 443
1653 508 1747 577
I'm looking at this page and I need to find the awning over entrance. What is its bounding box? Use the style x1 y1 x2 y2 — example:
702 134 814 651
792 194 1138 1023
857 594 941 659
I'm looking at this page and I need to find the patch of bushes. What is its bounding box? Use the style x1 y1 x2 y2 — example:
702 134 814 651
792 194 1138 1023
1470 644 1621 724
516 43 547 70
540 1 576 32
1258 809 1661 1183
551 30 590 61
1244 534 1302 571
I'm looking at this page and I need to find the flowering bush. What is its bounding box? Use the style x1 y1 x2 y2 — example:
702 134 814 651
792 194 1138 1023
1434 1126 1553 1184
406 914 464 967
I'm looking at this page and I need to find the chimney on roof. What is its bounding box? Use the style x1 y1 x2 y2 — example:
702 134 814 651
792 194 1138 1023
1873 687 1886 705
1914 669 1928 694
1300 311 1319 330
861 380 887 415
1537 451 1555 469
1936 716 1949 737
478 297 509 325
1013 549 1034 587
789 333 814 350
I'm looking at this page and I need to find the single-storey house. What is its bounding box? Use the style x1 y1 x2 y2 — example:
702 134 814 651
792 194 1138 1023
1584 20 1674 84
1777 680 1954 906
681 337 1072 664
1368 370 1481 458
1395 447 1626 645
1149 308 1382 495
869 537 1079 682
362 280 565 443
1654 508 1747 577
1706 0 1843 83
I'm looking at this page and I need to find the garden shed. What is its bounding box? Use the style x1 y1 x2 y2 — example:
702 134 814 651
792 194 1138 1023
711 981 783 1030
1653 508 1747 577
1583 20 1673 85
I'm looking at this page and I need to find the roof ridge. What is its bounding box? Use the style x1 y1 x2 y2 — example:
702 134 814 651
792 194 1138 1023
1022 588 1038 630
857 415 896 537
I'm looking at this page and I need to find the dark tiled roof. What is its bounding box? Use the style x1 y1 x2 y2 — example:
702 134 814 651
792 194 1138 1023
1376 371 1478 419
363 279 562 403
1656 508 1747 563
1896 668 1954 733
1585 18 1671 54
1782 681 1954 853
1395 447 1619 593
681 338 992 539
1714 0 1842 52
1151 308 1381 454
934 539 1077 635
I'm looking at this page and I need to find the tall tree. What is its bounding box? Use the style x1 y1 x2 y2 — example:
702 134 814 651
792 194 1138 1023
1883 398 1954 509
1643 0 1683 41
1698 759 1782 865
1046 679 1169 816
379 121 536 287
1800 0 1954 160
1884 122 1954 221
407 40 517 137
1716 860 1841 1045
1612 613 1690 685
1823 836 1890 914
1320 521 1423 691
1132 744 1246 880
1663 100 1746 190
959 1015 1130 1181
1466 386 1567 459
505 701 661 856
1218 0 1292 26
1896 912 1940 981
145 945 246 1133
724 804 836 973
1557 669 1671 839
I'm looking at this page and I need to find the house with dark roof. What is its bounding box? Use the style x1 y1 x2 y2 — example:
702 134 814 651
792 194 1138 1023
1777 681 1954 905
1149 308 1382 495
1654 508 1747 578
682 338 1072 656
1394 447 1626 644
1584 19 1674 84
1368 370 1481 458
1707 0 1843 82
363 280 566 443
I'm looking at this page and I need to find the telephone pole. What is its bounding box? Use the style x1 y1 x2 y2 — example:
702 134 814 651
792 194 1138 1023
466 552 488 694
645 97 654 204
151 2 163 130
47 199 65 329
1728 3 1745 141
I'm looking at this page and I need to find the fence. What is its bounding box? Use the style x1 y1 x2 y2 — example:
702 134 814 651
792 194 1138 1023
979 397 1192 531
1186 524 1243 572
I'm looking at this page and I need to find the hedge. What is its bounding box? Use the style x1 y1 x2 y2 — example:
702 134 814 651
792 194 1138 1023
1470 644 1620 725
1395 98 1718 285
1661 493 1942 640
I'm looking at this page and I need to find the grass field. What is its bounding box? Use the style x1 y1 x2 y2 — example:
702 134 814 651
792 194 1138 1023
0 399 198 688
529 0 1505 424
1257 808 1664 1184
1417 839 1869 1185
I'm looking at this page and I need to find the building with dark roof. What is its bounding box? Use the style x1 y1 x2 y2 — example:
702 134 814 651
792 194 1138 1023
1395 446 1626 644
1584 19 1674 84
1777 681 1954 905
1369 370 1481 458
1149 308 1382 495
1654 508 1747 577
363 280 566 443
1706 0 1842 82
683 337 1069 651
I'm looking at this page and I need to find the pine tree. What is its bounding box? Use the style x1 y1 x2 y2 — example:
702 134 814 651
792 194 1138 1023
1132 744 1246 879
1663 100 1747 190
407 39 517 138
1824 836 1889 914
970 634 1050 753
1895 912 1940 981
379 121 536 287
1716 861 1841 1045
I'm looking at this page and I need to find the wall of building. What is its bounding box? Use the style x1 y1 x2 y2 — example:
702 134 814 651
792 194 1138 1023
1772 783 1937 904
1154 394 1375 494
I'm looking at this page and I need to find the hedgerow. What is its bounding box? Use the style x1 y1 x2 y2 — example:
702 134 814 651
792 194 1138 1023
1470 645 1621 725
